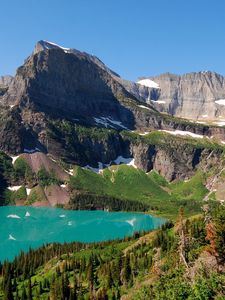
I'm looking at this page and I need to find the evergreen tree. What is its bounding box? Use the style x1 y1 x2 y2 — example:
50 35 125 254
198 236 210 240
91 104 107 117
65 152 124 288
3 274 13 300
27 277 32 300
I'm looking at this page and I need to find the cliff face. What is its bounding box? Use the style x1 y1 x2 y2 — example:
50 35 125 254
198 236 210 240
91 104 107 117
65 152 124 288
121 72 225 121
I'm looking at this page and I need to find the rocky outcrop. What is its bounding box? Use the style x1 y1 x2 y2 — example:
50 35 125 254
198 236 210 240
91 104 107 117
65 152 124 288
0 75 13 96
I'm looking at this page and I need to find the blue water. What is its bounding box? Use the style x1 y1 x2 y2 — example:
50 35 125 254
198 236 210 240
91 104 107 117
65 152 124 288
0 206 165 262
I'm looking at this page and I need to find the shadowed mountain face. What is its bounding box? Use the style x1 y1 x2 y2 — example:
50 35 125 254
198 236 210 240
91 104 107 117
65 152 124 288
121 72 225 121
2 41 137 129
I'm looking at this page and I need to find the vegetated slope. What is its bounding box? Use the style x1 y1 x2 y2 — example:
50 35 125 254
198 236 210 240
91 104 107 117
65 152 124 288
1 205 224 300
69 166 207 218
0 125 224 218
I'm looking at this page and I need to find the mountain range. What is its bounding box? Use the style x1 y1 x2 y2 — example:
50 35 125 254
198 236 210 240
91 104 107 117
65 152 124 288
0 40 225 211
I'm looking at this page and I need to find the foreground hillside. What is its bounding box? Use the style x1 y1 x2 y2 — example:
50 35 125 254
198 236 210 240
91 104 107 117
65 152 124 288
0 124 225 218
1 205 224 300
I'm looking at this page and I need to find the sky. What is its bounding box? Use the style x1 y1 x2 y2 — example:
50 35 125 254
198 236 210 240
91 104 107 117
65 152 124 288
0 0 224 81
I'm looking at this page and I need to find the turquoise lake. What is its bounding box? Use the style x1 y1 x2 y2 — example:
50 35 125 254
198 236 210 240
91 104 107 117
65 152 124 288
0 206 165 262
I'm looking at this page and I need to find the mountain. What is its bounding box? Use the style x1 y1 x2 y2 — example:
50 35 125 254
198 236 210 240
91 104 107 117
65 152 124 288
0 40 225 211
0 75 13 96
121 71 225 122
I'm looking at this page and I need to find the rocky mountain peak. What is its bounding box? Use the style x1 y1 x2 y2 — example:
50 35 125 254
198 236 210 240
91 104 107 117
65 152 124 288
33 40 120 78
33 40 70 54
0 75 14 87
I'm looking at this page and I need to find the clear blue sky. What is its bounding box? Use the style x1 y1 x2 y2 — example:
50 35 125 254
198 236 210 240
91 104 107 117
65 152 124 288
1 0 224 80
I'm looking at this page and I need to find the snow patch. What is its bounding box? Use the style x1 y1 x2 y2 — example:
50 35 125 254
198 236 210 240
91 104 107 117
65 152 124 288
213 121 225 127
43 40 70 53
83 156 137 174
138 105 151 111
26 188 31 195
94 117 127 129
49 156 57 163
114 156 137 168
137 79 160 89
215 99 225 106
65 169 73 176
160 130 204 139
24 147 41 154
138 132 150 136
11 155 20 164
8 186 22 191
84 162 105 174
151 100 166 104
7 214 21 219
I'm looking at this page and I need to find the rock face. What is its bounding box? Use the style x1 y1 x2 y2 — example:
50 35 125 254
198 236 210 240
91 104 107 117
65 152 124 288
121 72 225 121
2 41 136 130
130 141 221 181
0 75 13 96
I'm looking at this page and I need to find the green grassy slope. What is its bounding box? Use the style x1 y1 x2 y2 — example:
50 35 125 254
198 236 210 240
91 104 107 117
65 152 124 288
69 165 208 219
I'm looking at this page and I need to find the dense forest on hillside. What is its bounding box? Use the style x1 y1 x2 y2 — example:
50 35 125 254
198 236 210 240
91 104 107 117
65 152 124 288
0 205 224 300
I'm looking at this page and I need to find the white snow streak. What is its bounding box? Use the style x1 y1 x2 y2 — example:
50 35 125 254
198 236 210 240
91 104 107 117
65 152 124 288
160 130 204 139
215 99 225 106
138 105 151 111
94 117 128 129
8 186 22 191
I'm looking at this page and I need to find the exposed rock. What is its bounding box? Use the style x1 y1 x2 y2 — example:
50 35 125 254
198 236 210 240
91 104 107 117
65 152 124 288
21 152 69 181
122 72 225 121
130 139 222 181
0 75 14 96
44 184 70 206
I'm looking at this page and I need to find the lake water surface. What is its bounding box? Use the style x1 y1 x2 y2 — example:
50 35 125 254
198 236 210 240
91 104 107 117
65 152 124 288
0 206 165 262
